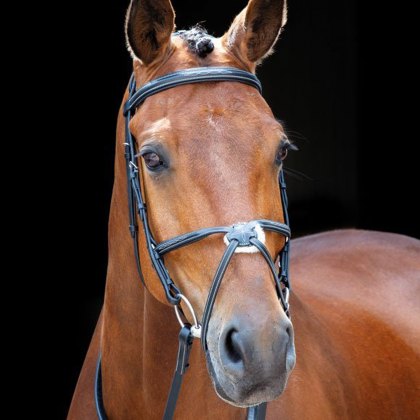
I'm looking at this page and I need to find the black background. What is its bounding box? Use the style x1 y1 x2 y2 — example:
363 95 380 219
45 0 418 417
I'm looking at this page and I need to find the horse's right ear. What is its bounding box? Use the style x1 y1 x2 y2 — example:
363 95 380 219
125 0 175 65
223 0 287 66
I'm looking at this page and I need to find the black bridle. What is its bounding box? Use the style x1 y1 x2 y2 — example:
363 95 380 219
95 67 292 420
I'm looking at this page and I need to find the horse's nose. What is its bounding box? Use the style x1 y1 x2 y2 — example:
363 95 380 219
219 315 293 378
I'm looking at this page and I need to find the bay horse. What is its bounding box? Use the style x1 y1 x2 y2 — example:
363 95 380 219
68 0 420 418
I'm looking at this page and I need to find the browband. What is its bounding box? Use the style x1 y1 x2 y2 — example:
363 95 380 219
123 67 262 115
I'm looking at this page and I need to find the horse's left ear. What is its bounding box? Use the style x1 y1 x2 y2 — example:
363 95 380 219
223 0 287 65
125 0 175 65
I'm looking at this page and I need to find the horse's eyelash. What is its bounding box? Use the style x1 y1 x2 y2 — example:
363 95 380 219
281 138 299 152
285 142 299 152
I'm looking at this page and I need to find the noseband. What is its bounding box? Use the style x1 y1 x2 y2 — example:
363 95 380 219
96 67 292 420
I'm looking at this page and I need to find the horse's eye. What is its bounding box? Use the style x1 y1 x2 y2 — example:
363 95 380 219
277 147 288 162
142 152 165 170
276 141 297 164
276 146 289 164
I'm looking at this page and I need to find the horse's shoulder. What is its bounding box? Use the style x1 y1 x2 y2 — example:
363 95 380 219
291 229 419 282
272 230 420 419
290 229 420 352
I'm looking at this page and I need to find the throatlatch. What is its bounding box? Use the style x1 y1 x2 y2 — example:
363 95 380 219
96 67 292 420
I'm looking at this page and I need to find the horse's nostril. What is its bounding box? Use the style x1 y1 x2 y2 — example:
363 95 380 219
286 325 291 340
218 319 294 385
225 329 242 364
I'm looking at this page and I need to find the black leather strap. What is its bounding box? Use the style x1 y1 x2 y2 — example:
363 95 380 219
279 170 291 290
163 326 194 420
247 403 268 420
250 238 289 313
95 357 108 420
155 227 230 255
124 67 262 115
201 240 239 351
154 220 290 256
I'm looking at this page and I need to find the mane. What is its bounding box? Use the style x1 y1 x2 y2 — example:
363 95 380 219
174 25 215 58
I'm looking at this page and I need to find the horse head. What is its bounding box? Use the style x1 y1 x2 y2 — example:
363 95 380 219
123 0 295 407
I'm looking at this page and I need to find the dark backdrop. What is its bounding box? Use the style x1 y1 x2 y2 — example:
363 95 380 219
52 0 418 417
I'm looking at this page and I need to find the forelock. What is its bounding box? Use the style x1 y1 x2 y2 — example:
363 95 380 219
174 25 215 58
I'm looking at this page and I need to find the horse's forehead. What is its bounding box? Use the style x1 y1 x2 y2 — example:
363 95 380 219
137 85 281 151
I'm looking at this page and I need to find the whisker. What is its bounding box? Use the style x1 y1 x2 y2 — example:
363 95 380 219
287 142 299 152
275 118 309 146
283 167 313 181
285 130 308 141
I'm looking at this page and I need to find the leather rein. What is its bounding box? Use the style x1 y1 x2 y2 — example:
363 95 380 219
95 67 292 420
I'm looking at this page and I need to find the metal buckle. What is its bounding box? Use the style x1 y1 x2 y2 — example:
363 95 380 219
129 161 138 171
174 294 202 339
283 286 290 305
281 286 290 317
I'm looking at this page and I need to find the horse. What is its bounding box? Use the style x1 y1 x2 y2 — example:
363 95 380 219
68 0 420 418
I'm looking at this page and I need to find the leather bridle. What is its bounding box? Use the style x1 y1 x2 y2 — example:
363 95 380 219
95 67 292 420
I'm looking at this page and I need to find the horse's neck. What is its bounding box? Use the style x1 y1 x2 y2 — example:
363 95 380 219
100 144 178 416
102 279 177 417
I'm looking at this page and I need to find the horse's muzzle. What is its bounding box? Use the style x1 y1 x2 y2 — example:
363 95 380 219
206 312 296 407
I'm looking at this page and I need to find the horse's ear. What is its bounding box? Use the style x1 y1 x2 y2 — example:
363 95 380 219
125 0 175 65
223 0 287 65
